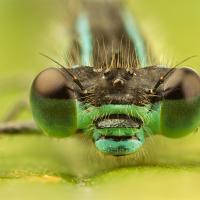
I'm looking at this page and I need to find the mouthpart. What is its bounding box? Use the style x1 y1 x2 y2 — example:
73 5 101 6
94 134 143 156
93 114 144 156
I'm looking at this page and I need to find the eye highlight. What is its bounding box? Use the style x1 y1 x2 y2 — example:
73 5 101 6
33 67 76 99
162 68 200 100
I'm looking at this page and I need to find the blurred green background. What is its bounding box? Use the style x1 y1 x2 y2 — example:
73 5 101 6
0 0 200 199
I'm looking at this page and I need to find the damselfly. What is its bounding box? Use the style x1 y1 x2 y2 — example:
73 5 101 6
2 1 200 156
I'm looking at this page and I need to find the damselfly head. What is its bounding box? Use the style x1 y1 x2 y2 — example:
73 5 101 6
30 64 200 156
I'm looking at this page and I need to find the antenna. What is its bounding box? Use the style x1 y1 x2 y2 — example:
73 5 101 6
173 55 198 68
152 67 176 93
39 53 85 91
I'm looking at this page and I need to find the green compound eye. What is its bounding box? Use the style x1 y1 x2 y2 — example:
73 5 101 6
160 68 200 138
30 68 77 137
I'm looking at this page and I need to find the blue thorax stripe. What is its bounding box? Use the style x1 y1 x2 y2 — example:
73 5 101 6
76 14 93 66
76 10 148 68
121 10 148 67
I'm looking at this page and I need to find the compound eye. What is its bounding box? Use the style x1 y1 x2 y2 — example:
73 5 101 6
34 68 75 99
163 68 200 100
30 68 77 137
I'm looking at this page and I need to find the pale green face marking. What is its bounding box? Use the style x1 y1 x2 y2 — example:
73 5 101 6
77 103 159 156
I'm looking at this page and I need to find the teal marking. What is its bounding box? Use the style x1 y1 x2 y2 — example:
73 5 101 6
76 14 93 66
122 10 148 67
93 127 145 155
95 138 143 155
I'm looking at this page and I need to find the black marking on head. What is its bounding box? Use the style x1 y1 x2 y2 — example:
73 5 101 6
67 66 172 106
